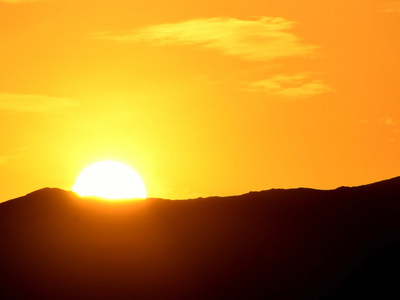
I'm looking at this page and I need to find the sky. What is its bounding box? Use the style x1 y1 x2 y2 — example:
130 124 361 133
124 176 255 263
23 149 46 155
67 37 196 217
1 0 399 201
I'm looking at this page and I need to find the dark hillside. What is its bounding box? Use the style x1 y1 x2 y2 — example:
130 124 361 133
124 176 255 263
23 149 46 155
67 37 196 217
0 178 399 299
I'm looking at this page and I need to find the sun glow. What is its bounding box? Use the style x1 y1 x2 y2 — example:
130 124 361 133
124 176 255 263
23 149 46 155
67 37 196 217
72 161 147 199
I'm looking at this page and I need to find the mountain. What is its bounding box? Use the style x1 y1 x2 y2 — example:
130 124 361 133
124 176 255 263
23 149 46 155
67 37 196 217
0 177 399 299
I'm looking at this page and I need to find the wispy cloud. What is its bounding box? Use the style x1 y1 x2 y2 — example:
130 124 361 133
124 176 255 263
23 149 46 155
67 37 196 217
0 153 20 165
0 147 25 165
380 117 395 126
0 93 78 112
383 1 400 12
243 73 332 98
0 0 44 3
96 17 318 61
0 155 12 165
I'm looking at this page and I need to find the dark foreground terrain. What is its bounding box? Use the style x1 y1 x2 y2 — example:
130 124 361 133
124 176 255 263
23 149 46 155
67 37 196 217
1 177 399 299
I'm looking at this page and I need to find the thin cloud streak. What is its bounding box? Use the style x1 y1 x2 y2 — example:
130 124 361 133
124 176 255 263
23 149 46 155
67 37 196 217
0 0 43 3
383 1 400 12
0 153 21 165
97 17 318 61
380 117 395 126
0 155 12 165
243 73 333 98
0 93 78 112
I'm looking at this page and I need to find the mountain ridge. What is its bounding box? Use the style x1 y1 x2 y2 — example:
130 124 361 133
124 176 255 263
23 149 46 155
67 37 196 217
7 174 400 203
0 176 399 299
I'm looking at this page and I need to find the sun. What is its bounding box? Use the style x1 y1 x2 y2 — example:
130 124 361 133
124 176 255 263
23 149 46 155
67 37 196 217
72 161 147 199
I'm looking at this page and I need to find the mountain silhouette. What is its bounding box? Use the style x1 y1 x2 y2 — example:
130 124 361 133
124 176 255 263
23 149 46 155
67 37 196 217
0 177 399 299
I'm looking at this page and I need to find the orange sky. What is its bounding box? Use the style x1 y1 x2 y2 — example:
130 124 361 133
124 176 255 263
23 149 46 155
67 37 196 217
1 0 399 201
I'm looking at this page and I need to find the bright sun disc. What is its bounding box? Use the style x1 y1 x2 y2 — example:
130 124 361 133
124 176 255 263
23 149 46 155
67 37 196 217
72 161 146 199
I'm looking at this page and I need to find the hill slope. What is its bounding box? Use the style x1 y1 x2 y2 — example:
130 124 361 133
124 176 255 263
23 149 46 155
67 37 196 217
0 178 400 299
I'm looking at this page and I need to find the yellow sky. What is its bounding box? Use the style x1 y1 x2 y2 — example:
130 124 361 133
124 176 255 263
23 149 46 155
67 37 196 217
1 0 399 201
